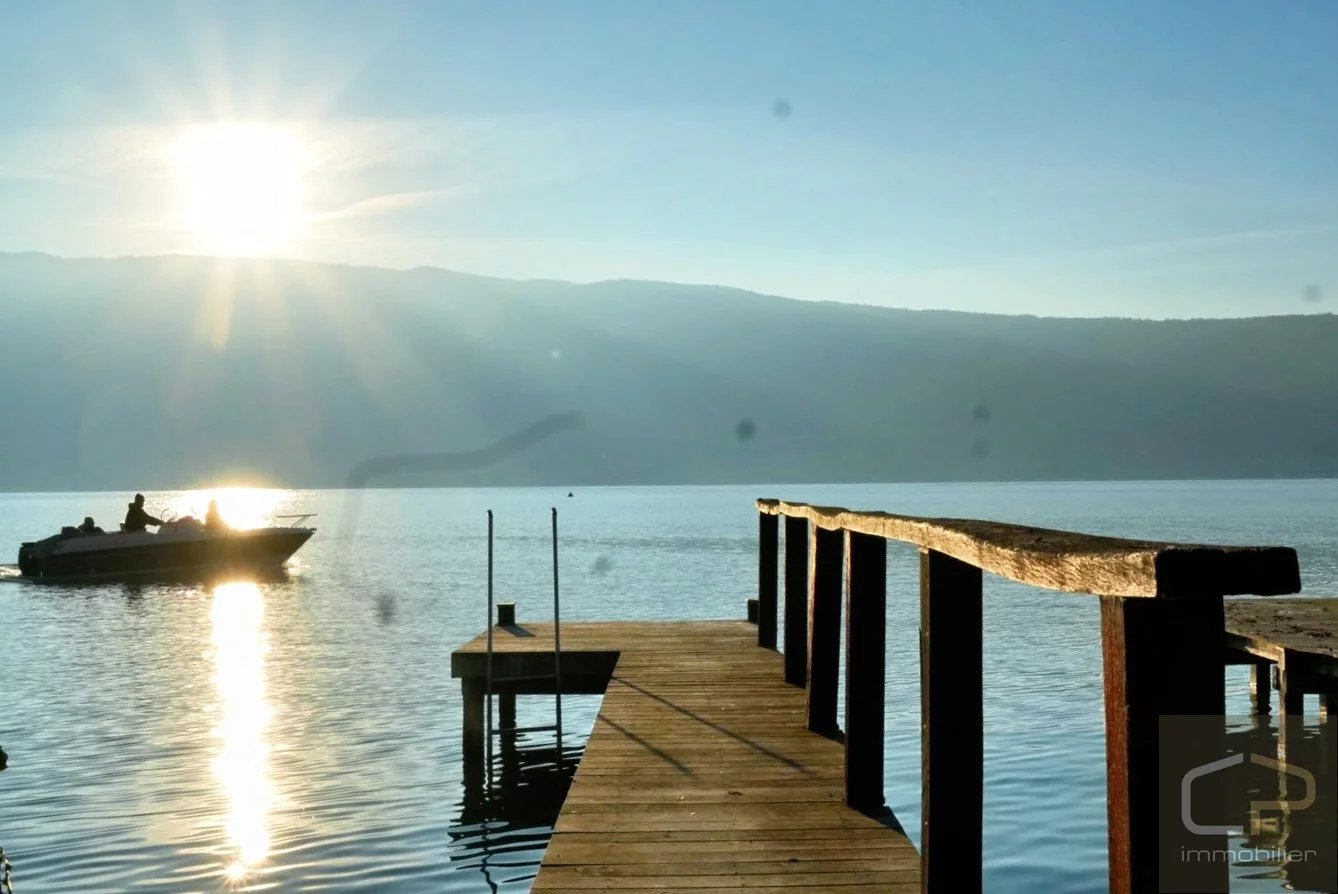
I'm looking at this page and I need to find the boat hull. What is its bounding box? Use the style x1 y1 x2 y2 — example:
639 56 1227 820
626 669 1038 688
18 527 314 580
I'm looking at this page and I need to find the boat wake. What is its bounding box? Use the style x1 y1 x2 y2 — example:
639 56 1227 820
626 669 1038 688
0 564 23 581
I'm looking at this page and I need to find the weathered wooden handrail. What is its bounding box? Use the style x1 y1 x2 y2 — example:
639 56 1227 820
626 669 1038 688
756 497 1302 894
757 498 1299 598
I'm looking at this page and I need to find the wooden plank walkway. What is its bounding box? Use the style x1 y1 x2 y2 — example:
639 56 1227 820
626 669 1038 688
452 620 920 892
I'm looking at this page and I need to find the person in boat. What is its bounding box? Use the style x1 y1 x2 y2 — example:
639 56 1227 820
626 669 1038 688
78 516 104 534
204 500 227 530
123 494 164 533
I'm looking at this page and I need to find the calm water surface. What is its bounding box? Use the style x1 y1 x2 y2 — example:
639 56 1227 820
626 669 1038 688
2 481 1336 892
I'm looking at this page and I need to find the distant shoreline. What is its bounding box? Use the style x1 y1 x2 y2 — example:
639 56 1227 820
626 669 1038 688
4 475 1337 496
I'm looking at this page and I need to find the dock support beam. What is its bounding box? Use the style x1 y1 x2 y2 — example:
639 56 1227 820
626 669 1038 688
1275 653 1306 761
499 691 518 778
1100 595 1227 894
1275 655 1305 716
807 527 844 735
758 512 778 649
784 517 809 686
463 679 485 747
844 531 886 813
462 678 485 784
920 549 983 894
1250 661 1272 714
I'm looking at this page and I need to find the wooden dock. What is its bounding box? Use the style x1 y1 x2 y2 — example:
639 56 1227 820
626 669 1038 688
453 620 920 892
451 498 1322 894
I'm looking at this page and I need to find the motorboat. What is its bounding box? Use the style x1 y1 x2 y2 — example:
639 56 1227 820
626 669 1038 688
17 514 315 580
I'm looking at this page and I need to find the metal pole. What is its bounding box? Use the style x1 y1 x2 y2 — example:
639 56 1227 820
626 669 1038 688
552 507 564 759
485 510 494 786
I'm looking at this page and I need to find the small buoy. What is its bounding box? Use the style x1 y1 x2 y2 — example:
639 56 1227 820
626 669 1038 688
567 491 574 497
0 744 8 771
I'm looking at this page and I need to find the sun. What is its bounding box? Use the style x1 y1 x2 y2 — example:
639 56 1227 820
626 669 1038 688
173 123 306 256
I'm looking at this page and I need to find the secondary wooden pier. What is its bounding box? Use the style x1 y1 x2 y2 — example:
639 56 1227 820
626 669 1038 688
1226 597 1338 717
453 620 920 892
451 498 1324 894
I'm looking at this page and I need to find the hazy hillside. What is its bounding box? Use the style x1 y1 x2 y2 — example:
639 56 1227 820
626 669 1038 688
1 251 1335 491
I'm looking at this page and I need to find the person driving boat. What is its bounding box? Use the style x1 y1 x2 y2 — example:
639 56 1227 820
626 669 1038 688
123 494 163 533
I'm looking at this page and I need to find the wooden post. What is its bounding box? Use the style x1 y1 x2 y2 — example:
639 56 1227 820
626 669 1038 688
461 682 485 803
1250 661 1272 714
784 516 810 686
1275 653 1305 763
807 527 844 735
1100 595 1227 894
920 548 983 894
759 512 779 649
844 530 886 812
499 692 516 733
462 679 485 757
1276 654 1305 716
499 690 519 781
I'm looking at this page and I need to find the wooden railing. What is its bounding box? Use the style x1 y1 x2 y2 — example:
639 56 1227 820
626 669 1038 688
756 498 1301 894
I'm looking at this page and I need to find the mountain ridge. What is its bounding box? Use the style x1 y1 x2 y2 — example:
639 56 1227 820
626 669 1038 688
1 251 1334 491
8 249 1327 322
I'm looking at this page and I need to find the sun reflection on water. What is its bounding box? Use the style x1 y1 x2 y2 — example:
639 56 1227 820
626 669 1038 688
210 582 274 882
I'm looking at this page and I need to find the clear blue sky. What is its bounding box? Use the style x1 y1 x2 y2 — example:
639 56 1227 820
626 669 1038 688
1 0 1335 317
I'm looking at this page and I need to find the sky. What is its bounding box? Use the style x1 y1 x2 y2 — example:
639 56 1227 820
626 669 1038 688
1 0 1335 318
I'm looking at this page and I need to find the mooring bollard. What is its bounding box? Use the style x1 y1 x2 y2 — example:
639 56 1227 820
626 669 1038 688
497 602 516 626
746 598 759 623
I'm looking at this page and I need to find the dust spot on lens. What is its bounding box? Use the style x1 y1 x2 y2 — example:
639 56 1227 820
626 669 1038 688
1303 284 1324 304
735 418 757 440
772 99 792 119
972 403 991 422
376 591 397 624
591 555 613 576
970 438 991 458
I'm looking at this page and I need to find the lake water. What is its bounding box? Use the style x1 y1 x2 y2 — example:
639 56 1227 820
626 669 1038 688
2 481 1336 892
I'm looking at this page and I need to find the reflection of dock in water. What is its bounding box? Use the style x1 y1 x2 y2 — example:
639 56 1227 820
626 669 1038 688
1224 597 1338 890
1222 719 1337 893
448 694 583 892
